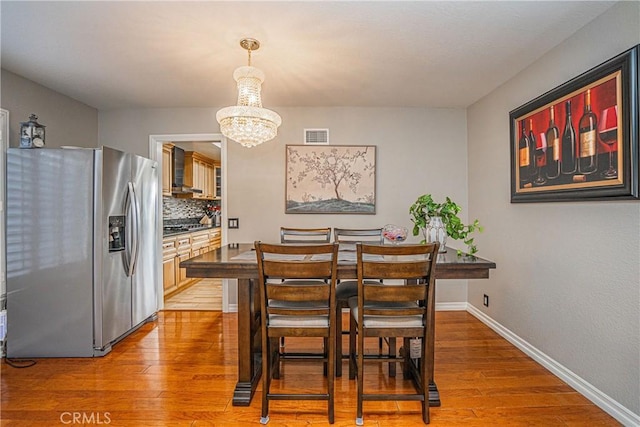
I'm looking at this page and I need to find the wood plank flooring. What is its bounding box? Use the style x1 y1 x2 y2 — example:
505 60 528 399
163 279 222 311
0 311 620 426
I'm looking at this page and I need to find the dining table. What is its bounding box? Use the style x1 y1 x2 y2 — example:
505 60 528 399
181 242 496 406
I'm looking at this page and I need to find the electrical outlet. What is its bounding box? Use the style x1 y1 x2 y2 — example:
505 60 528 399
483 294 489 307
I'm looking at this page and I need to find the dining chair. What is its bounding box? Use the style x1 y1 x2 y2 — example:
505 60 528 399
280 227 332 244
348 242 439 425
255 241 339 425
277 227 332 354
333 227 384 377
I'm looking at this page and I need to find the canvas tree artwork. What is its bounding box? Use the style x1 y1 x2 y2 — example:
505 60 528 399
286 145 376 214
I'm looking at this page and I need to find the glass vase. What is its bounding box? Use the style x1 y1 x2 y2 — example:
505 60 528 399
425 216 447 252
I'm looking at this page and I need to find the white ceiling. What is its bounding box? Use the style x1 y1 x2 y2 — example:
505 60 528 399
1 1 616 111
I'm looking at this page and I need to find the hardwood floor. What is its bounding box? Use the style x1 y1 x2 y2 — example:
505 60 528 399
163 278 222 311
0 311 620 426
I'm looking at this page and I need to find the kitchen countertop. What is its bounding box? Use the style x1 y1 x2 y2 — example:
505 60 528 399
162 225 220 238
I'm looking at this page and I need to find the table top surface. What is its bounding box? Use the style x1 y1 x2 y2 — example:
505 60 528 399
181 243 496 280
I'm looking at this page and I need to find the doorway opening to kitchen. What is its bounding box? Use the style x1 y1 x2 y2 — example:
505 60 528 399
149 133 229 312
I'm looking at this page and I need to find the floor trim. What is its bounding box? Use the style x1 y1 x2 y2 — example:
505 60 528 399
466 303 639 427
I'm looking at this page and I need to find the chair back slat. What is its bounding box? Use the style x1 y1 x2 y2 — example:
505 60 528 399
262 261 334 279
363 283 425 302
362 261 432 281
280 227 331 244
334 227 384 244
266 282 329 302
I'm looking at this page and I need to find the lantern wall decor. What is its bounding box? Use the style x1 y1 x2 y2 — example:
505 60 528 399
19 114 45 148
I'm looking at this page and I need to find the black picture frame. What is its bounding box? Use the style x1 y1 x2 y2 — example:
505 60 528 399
509 45 639 203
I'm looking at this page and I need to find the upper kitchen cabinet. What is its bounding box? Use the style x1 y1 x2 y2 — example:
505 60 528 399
214 163 222 199
161 144 174 197
183 151 218 200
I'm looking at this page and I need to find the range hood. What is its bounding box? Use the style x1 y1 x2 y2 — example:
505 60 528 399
171 146 203 194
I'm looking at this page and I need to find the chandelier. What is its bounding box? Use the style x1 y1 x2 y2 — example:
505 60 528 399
216 38 282 148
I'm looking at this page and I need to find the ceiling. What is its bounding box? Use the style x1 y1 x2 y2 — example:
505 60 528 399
1 1 616 111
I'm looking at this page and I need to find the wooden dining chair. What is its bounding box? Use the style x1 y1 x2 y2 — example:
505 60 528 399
348 242 439 425
333 227 384 377
280 227 332 244
277 227 332 354
255 241 339 425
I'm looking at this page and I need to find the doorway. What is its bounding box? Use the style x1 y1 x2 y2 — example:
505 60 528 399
148 133 229 312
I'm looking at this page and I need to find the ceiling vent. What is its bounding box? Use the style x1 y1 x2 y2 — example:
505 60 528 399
304 129 329 145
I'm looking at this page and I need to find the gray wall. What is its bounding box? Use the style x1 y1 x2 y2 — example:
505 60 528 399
99 106 472 305
467 1 639 417
0 70 98 148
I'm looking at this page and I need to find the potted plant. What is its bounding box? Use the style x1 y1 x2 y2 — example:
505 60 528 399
409 194 483 256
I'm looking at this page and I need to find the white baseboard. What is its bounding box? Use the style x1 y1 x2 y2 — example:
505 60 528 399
467 303 640 427
232 302 467 313
435 302 467 311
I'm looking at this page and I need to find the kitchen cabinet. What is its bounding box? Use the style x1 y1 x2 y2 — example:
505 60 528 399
183 151 215 200
209 228 221 251
163 227 222 297
163 234 195 297
162 237 178 294
161 144 174 197
190 230 210 257
214 163 222 199
175 236 192 290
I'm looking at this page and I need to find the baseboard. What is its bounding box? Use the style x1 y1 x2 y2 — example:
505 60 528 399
435 302 467 311
230 302 467 313
466 303 640 427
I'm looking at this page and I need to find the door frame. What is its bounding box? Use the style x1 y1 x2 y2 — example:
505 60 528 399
0 109 7 355
148 133 230 312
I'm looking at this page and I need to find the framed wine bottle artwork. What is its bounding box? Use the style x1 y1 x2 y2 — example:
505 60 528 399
509 45 639 203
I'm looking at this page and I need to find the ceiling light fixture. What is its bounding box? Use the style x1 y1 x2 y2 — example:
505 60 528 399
216 38 282 148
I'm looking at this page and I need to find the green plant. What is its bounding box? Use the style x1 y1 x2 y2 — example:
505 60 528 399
409 194 484 256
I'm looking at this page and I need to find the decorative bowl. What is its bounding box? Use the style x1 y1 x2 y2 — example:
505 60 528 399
382 224 408 244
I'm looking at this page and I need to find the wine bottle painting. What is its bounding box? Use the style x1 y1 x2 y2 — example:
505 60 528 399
514 73 622 191
510 45 639 202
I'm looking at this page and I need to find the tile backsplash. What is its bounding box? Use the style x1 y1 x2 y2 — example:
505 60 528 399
163 197 218 220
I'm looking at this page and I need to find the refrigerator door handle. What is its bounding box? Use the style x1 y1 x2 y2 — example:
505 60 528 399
124 182 139 277
131 182 142 276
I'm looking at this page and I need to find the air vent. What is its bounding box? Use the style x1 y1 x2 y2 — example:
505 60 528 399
304 129 329 145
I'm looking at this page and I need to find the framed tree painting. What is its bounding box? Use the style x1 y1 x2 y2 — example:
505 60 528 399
509 45 639 202
285 145 376 214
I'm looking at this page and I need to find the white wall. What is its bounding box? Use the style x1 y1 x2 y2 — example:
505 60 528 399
467 1 639 418
99 106 471 305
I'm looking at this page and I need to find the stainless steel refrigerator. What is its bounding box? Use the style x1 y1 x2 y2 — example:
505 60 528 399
6 146 159 357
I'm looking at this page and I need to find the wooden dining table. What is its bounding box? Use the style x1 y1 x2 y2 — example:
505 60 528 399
181 242 496 406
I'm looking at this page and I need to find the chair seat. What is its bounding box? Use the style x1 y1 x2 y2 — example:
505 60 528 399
268 315 329 327
348 297 423 328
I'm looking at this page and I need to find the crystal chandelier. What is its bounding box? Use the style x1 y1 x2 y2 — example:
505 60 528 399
216 38 282 148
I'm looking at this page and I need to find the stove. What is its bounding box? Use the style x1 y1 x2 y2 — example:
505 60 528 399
163 225 190 232
163 224 210 233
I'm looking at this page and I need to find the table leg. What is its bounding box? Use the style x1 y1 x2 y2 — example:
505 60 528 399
233 278 262 406
427 280 439 406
